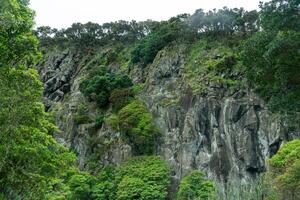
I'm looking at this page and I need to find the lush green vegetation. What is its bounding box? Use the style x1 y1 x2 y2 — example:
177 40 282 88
130 7 259 66
107 100 158 155
268 140 300 200
46 156 170 200
184 39 240 93
241 0 300 120
176 171 215 200
115 156 170 200
1 0 299 199
0 0 40 68
131 15 197 65
190 7 259 37
79 66 132 108
35 20 151 49
0 0 76 198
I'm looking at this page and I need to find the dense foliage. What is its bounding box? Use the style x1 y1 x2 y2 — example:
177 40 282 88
176 171 215 200
131 15 197 65
0 0 40 68
2 0 299 199
107 100 158 154
90 167 116 200
130 7 259 66
241 0 300 119
80 66 132 108
190 7 259 37
47 157 170 200
259 0 300 32
35 20 154 49
115 156 170 200
0 68 76 199
0 0 76 199
268 140 300 200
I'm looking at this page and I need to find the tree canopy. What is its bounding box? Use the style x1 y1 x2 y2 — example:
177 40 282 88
176 171 215 200
241 0 300 119
0 0 76 198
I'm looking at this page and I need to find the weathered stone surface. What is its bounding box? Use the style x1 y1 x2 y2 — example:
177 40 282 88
38 45 300 196
38 50 80 103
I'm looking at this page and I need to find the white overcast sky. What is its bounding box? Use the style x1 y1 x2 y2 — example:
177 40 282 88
30 0 265 29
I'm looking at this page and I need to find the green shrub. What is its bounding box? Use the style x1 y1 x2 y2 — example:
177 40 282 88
105 114 119 130
116 156 170 200
91 167 116 200
131 33 165 65
109 88 134 111
80 66 132 108
268 139 300 200
176 171 215 200
108 100 158 155
67 173 95 200
45 177 72 200
116 177 147 200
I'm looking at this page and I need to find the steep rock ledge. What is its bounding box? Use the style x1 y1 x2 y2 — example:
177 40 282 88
37 46 299 189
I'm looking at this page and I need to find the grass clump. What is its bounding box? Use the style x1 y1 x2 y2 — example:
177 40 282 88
74 104 91 124
184 39 240 94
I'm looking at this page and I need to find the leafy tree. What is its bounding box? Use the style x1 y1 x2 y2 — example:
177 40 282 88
116 156 170 200
241 0 300 119
0 0 40 68
91 166 117 200
131 15 197 65
176 171 215 200
190 7 259 37
36 20 151 50
76 157 170 200
131 32 165 65
68 173 95 200
0 0 76 199
34 26 58 47
259 0 300 32
108 100 158 155
80 66 132 108
0 60 76 200
268 140 300 200
116 177 148 200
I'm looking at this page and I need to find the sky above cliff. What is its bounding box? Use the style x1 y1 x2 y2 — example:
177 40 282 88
30 0 265 29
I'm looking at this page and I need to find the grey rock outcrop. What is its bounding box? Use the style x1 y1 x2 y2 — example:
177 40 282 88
37 45 299 193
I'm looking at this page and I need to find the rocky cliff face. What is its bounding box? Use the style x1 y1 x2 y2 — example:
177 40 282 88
37 45 299 192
